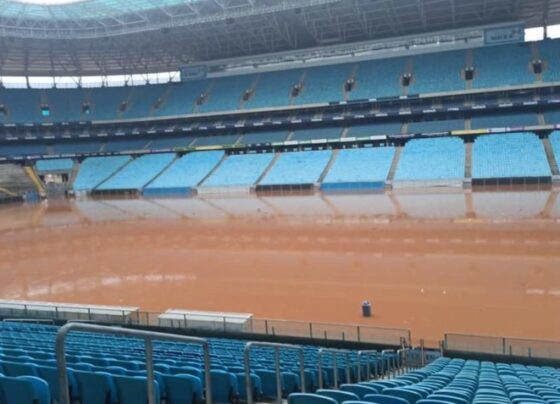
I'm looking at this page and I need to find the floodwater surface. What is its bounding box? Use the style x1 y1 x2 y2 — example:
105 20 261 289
0 190 559 346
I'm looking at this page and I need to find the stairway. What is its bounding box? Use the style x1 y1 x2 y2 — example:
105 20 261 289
385 146 403 187
317 149 340 185
254 152 281 186
542 136 560 176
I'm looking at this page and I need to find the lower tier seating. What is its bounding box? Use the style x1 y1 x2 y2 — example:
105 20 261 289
394 137 465 185
472 133 551 180
70 155 132 192
35 159 74 174
201 152 275 188
1 322 558 404
260 150 332 187
144 151 224 196
96 153 176 192
321 147 395 191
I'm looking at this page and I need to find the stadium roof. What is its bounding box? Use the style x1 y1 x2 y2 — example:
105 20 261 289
0 0 558 77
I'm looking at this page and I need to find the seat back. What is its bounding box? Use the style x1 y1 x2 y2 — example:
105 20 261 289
316 389 360 403
363 394 410 404
113 375 160 404
163 374 203 404
0 375 50 404
211 370 237 403
256 369 282 398
2 361 39 377
341 384 379 399
74 370 117 404
288 392 340 404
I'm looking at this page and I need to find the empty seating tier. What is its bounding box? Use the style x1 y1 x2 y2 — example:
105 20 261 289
201 153 275 190
321 147 395 191
259 150 332 188
144 151 224 196
472 133 551 181
96 153 176 192
394 137 465 187
35 159 74 174
72 156 132 192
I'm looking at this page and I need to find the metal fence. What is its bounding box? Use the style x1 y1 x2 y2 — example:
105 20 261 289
0 304 411 347
444 333 560 360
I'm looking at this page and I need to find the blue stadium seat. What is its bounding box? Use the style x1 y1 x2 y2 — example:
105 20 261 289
0 375 51 404
113 375 160 404
472 133 550 179
288 393 339 404
340 383 380 399
162 374 203 404
259 150 332 186
73 370 118 404
210 370 238 403
316 388 360 403
321 147 395 191
202 152 275 188
394 137 465 184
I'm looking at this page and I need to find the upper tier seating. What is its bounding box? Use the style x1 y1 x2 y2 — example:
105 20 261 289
0 39 559 124
296 64 354 105
156 81 210 116
89 87 134 121
52 140 103 155
45 87 87 122
191 135 240 147
472 43 535 88
202 153 275 188
321 147 395 190
472 132 550 179
347 123 403 137
144 151 224 195
395 137 465 184
350 57 407 100
471 112 538 129
244 69 304 110
538 39 560 82
198 75 256 113
0 143 48 157
96 153 176 191
409 50 466 94
103 138 150 153
292 128 343 141
237 131 289 145
407 119 465 133
72 155 132 191
121 84 168 119
260 150 332 186
545 110 560 125
148 136 193 150
35 158 74 173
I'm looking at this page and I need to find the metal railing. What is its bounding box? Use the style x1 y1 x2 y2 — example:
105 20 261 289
317 348 353 389
444 333 560 360
0 302 411 346
356 350 379 381
55 323 212 404
244 342 305 404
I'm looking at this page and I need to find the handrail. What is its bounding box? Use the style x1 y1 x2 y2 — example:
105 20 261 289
244 341 305 404
317 348 353 389
356 350 378 382
55 323 212 404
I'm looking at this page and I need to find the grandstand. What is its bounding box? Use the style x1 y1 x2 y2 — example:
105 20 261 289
0 1 559 404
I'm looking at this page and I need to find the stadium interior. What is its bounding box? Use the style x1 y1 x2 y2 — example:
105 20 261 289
0 0 559 403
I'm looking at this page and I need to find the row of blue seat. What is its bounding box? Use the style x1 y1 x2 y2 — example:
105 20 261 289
0 39 558 123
